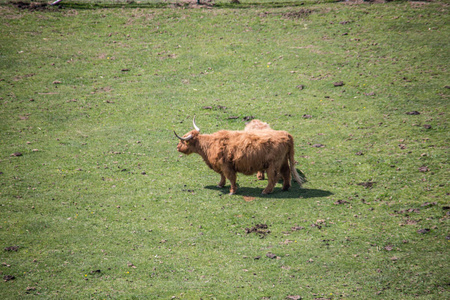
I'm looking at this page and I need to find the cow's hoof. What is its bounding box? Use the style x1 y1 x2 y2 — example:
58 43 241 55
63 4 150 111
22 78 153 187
261 190 271 195
217 184 224 188
229 189 237 195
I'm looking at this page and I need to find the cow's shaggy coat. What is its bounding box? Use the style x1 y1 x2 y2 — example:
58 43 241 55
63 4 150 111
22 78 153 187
244 119 271 131
175 120 304 195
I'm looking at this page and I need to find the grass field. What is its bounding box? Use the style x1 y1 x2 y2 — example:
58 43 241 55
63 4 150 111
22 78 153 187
0 0 449 298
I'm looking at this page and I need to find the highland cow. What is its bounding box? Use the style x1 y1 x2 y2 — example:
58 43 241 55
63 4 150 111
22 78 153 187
174 117 304 195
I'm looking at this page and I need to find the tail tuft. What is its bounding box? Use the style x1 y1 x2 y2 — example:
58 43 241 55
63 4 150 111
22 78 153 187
288 135 304 187
291 166 305 187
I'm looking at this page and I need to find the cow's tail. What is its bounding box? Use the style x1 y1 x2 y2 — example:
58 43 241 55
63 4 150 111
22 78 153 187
289 136 305 187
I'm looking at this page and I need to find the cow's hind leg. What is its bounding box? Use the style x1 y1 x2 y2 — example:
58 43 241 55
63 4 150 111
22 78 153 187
262 167 278 195
281 160 291 191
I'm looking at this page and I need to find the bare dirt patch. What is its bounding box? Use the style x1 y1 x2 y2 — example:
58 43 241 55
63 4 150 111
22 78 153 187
245 224 270 238
4 245 20 251
10 1 60 11
283 9 313 19
243 196 255 202
357 181 376 189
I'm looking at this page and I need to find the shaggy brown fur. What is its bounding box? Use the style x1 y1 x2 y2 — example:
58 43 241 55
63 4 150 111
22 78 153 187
244 119 272 180
244 119 271 131
175 125 304 195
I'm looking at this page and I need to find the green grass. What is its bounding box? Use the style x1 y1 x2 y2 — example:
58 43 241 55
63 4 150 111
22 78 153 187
0 1 449 298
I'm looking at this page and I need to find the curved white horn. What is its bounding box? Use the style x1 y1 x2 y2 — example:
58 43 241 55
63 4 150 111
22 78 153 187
174 131 192 141
193 116 200 132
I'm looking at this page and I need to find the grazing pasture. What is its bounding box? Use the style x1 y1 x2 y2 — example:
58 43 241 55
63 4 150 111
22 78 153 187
0 0 448 298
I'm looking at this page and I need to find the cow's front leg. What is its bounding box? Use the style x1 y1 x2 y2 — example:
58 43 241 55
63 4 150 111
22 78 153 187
217 173 226 188
281 161 291 191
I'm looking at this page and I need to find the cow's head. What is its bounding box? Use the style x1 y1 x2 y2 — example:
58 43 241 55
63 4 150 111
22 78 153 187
174 116 200 155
